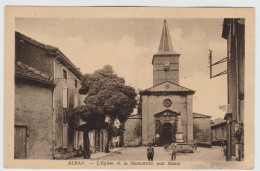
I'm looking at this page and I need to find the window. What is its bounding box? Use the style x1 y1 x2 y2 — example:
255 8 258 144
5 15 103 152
63 69 67 79
75 79 77 87
74 94 78 108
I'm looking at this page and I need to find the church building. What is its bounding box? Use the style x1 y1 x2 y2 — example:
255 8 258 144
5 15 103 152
139 19 195 145
124 19 211 147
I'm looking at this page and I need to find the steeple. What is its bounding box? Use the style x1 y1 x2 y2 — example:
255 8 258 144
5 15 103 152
152 19 181 85
156 19 178 55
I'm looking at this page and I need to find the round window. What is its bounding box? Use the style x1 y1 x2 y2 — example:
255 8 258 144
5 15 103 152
163 99 172 108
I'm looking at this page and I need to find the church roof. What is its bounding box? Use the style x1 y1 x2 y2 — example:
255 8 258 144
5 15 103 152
154 19 179 56
140 81 195 95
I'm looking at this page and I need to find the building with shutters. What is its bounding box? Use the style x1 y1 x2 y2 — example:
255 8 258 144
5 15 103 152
15 32 85 159
210 118 227 145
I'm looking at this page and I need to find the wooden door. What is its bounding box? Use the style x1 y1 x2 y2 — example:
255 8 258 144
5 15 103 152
162 123 173 145
14 125 28 159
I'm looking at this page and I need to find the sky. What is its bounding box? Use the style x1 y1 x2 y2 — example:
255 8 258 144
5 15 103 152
16 18 228 120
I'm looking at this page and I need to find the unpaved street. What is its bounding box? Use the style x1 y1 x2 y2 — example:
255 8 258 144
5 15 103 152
100 146 225 161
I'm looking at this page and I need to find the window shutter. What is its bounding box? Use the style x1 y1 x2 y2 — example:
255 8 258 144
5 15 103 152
74 94 78 108
62 87 68 108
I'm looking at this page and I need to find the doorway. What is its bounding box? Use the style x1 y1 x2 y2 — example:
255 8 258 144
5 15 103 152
162 123 175 145
14 125 28 159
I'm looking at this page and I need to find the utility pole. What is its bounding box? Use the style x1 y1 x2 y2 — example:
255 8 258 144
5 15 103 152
208 49 227 79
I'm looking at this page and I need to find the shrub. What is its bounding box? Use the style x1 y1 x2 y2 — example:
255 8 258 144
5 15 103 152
176 145 194 153
197 142 211 148
165 144 194 153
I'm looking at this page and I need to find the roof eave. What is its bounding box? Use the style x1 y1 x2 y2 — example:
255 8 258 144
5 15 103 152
140 90 195 96
193 113 212 118
16 32 83 80
15 74 56 89
48 50 83 80
16 31 58 50
152 53 180 64
211 122 227 128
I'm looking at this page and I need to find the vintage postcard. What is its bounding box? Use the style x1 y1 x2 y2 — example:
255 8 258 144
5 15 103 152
4 7 254 169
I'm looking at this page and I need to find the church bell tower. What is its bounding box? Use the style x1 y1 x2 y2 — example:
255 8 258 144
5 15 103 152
152 19 180 86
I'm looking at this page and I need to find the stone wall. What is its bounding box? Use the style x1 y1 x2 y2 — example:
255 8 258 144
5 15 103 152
153 55 180 85
15 81 53 159
193 117 211 143
187 95 193 143
211 124 227 142
124 115 142 146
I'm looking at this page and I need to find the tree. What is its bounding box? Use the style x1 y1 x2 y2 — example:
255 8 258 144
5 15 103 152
73 65 137 158
136 90 143 114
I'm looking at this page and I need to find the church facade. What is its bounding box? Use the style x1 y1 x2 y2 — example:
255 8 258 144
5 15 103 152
140 20 195 145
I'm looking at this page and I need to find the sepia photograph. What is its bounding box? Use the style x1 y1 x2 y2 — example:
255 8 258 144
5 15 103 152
4 7 254 169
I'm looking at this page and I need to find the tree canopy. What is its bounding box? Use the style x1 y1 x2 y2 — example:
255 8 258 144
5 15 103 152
73 65 137 131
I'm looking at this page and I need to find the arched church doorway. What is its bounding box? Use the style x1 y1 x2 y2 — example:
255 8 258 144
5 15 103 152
162 123 176 145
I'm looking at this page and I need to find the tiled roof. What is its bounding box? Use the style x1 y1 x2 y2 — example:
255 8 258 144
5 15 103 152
193 112 212 118
16 32 83 79
16 32 58 50
15 61 54 84
211 119 226 127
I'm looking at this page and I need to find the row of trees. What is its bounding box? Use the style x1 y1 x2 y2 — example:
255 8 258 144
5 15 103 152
73 65 137 159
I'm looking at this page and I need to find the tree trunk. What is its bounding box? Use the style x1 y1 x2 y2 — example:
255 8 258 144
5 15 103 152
105 126 112 153
119 132 124 147
83 131 91 159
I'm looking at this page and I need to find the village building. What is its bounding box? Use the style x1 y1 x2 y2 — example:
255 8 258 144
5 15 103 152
124 114 142 146
15 32 108 159
15 61 55 159
222 18 245 161
125 20 211 146
210 118 227 145
193 113 212 144
15 31 84 159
